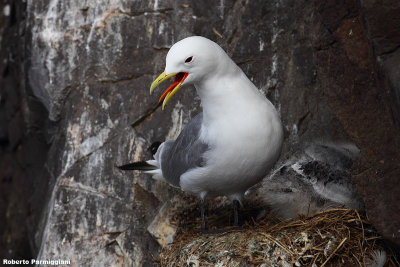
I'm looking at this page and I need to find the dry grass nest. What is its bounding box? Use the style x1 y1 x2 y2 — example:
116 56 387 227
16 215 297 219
160 204 399 266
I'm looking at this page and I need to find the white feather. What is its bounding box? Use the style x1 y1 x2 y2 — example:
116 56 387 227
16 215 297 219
367 250 387 267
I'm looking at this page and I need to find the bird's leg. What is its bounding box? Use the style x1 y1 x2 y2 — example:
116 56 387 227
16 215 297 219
233 200 240 227
200 199 207 231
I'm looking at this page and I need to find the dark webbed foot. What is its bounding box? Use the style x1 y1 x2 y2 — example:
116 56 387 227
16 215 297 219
233 199 240 227
200 199 207 231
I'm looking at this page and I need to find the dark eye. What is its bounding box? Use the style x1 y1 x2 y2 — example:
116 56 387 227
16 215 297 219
185 56 193 63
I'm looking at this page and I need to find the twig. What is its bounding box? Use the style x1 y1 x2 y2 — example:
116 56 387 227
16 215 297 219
320 237 347 267
347 218 370 224
313 208 351 216
359 239 366 267
262 233 293 255
351 252 363 267
312 253 320 266
212 28 223 38
130 102 161 128
355 209 365 246
365 236 381 241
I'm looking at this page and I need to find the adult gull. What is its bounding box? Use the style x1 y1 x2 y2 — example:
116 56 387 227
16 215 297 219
118 36 283 230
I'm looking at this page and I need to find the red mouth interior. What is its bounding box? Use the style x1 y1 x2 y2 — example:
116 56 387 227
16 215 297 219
158 72 189 103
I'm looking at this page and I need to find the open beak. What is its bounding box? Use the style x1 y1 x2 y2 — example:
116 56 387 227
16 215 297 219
150 72 189 109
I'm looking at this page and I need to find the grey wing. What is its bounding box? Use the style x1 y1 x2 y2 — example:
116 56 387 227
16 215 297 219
160 112 210 187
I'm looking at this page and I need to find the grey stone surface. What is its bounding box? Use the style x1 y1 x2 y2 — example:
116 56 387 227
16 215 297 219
1 0 400 264
361 0 400 124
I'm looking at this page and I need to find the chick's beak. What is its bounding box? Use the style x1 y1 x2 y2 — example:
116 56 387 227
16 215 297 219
149 72 189 109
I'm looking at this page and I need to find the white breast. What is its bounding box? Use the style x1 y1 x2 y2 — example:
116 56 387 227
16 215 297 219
180 73 283 200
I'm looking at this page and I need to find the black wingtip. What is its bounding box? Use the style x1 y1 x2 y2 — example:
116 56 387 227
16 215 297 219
115 161 156 171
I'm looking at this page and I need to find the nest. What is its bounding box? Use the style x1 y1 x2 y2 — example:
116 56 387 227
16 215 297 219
160 206 399 266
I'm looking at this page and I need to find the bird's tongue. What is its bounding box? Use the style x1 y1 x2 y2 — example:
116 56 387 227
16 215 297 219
158 72 188 103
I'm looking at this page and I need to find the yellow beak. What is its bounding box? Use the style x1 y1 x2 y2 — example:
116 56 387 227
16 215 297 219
149 71 188 110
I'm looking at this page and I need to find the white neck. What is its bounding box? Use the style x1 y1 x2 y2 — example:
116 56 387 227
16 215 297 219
195 68 266 125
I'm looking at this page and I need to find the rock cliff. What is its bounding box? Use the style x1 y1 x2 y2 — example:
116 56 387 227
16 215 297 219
0 0 399 264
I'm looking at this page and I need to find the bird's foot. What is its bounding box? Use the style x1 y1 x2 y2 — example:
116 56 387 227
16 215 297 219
233 199 240 227
200 199 207 231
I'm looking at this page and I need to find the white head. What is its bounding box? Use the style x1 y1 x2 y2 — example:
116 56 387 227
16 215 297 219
165 36 230 84
149 36 235 109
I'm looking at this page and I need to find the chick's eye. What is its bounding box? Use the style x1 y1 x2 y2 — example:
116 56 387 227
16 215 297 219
185 56 193 63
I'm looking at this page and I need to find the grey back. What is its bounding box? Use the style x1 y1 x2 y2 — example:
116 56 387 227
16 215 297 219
161 113 210 187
